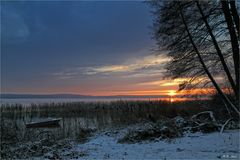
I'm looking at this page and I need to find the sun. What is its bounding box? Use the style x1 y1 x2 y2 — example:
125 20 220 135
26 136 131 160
168 90 176 96
170 98 174 103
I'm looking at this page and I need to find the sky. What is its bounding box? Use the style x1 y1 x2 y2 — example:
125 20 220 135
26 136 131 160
1 0 179 96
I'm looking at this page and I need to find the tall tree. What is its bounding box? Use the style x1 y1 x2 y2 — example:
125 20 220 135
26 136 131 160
149 0 239 115
196 1 237 98
221 0 239 101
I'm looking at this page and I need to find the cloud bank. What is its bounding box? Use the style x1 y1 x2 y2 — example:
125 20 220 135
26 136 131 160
52 54 170 79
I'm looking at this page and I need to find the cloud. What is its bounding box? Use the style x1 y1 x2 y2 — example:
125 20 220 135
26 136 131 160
52 72 78 80
123 69 166 78
136 76 221 89
82 54 170 75
84 65 130 75
110 89 177 96
51 54 170 80
137 78 189 87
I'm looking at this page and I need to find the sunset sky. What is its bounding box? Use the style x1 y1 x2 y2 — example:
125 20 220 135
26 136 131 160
1 0 200 97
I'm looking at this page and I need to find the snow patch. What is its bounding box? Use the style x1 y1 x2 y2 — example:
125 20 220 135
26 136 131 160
75 130 240 160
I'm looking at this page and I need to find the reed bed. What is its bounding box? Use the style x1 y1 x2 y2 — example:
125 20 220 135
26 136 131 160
1 100 212 119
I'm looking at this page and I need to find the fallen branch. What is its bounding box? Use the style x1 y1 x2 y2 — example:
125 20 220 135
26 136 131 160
191 111 216 123
220 118 233 133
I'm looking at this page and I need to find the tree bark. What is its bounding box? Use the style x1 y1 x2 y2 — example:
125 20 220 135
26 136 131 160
221 0 239 104
179 4 239 116
229 0 239 37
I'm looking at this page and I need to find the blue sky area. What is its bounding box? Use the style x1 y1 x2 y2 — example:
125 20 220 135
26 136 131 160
1 1 172 96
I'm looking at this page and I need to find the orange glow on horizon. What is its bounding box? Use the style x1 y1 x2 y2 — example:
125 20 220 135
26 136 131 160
168 90 176 96
109 88 216 97
7 76 222 98
8 87 217 97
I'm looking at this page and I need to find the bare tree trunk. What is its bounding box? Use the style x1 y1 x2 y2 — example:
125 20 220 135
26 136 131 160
196 1 238 102
221 0 239 105
179 5 240 116
229 0 239 37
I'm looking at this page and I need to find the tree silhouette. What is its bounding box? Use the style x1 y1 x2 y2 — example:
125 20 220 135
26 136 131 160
149 0 239 115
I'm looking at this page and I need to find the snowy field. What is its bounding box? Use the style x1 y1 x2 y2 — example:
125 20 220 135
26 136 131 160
57 129 240 160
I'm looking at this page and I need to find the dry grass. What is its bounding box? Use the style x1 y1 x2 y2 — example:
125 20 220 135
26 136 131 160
1 100 211 119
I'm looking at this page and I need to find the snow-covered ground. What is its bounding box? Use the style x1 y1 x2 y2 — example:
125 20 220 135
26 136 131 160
74 130 239 160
